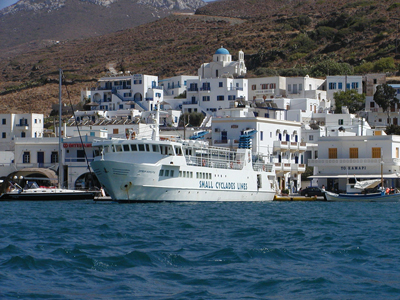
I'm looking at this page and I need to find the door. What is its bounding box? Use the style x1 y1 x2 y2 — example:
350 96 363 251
37 152 44 168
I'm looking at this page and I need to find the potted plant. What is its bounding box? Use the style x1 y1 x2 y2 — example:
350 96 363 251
281 189 289 196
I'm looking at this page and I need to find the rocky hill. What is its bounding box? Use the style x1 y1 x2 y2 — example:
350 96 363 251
2 0 400 115
0 0 205 58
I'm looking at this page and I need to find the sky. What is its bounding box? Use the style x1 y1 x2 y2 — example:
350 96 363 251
0 0 18 10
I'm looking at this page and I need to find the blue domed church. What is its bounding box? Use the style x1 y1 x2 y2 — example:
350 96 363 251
198 47 247 79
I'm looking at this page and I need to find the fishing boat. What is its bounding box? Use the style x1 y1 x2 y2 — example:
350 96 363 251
324 179 400 202
0 181 95 201
90 109 277 202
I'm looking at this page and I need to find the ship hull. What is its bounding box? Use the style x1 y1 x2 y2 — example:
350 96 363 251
92 160 275 202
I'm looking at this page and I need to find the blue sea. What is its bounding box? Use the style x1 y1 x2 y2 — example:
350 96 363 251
1 201 400 299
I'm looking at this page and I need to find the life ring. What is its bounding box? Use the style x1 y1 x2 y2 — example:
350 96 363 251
230 162 233 169
202 159 206 167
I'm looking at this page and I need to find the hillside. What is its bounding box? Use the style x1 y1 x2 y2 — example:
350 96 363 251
1 0 400 115
0 0 205 58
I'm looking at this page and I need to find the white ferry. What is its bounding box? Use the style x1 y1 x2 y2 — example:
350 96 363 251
91 113 276 202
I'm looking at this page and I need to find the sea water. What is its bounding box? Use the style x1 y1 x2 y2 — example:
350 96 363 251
1 200 400 299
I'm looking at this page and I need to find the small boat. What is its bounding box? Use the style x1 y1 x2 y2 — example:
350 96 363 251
324 179 400 202
324 190 400 202
0 181 95 201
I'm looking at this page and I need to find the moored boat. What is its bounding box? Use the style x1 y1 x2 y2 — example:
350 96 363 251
324 190 400 202
0 181 95 201
91 128 277 202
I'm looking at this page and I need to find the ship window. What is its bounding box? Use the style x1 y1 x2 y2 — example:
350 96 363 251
130 144 137 151
103 146 109 153
183 171 186 178
152 144 160 152
196 172 199 178
159 169 164 176
167 146 174 155
145 144 150 152
174 146 182 155
170 170 174 177
116 145 123 152
123 145 130 151
190 172 193 178
138 144 145 151
165 170 170 177
179 171 182 177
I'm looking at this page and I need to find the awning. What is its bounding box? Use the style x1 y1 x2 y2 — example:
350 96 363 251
309 174 400 179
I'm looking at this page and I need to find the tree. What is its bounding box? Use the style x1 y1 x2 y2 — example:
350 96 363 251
385 124 400 135
333 89 365 113
373 84 399 125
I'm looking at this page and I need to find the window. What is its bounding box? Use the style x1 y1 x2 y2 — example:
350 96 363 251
202 96 210 101
138 144 145 151
119 105 123 109
219 82 223 87
352 82 359 89
23 152 30 163
372 147 381 158
288 84 291 92
299 84 303 91
217 96 224 101
113 128 119 134
51 151 58 163
338 119 344 125
252 85 256 90
159 169 164 176
155 93 161 97
1 132 5 138
21 132 26 138
1 119 5 125
77 150 85 162
260 131 263 141
123 145 130 151
329 148 337 159
130 144 137 151
270 83 276 89
228 95 235 100
261 84 268 89
329 82 337 90
134 80 142 84
370 102 375 108
309 135 314 141
349 148 358 158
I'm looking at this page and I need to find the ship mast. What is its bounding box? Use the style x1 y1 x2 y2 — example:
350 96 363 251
58 69 64 188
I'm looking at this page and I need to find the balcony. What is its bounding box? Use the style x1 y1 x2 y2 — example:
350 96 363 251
273 140 289 152
299 142 307 152
187 88 198 92
291 163 306 173
308 158 381 167
15 124 29 130
255 89 275 95
274 163 282 172
289 142 298 152
283 163 291 172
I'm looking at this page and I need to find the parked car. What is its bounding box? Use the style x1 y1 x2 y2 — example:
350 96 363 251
300 186 325 197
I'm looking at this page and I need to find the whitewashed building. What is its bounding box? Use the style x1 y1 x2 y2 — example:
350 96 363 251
212 108 305 192
0 113 44 151
308 133 400 191
325 75 363 108
81 73 163 112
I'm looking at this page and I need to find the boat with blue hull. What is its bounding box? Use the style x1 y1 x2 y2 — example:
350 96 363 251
325 190 400 202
